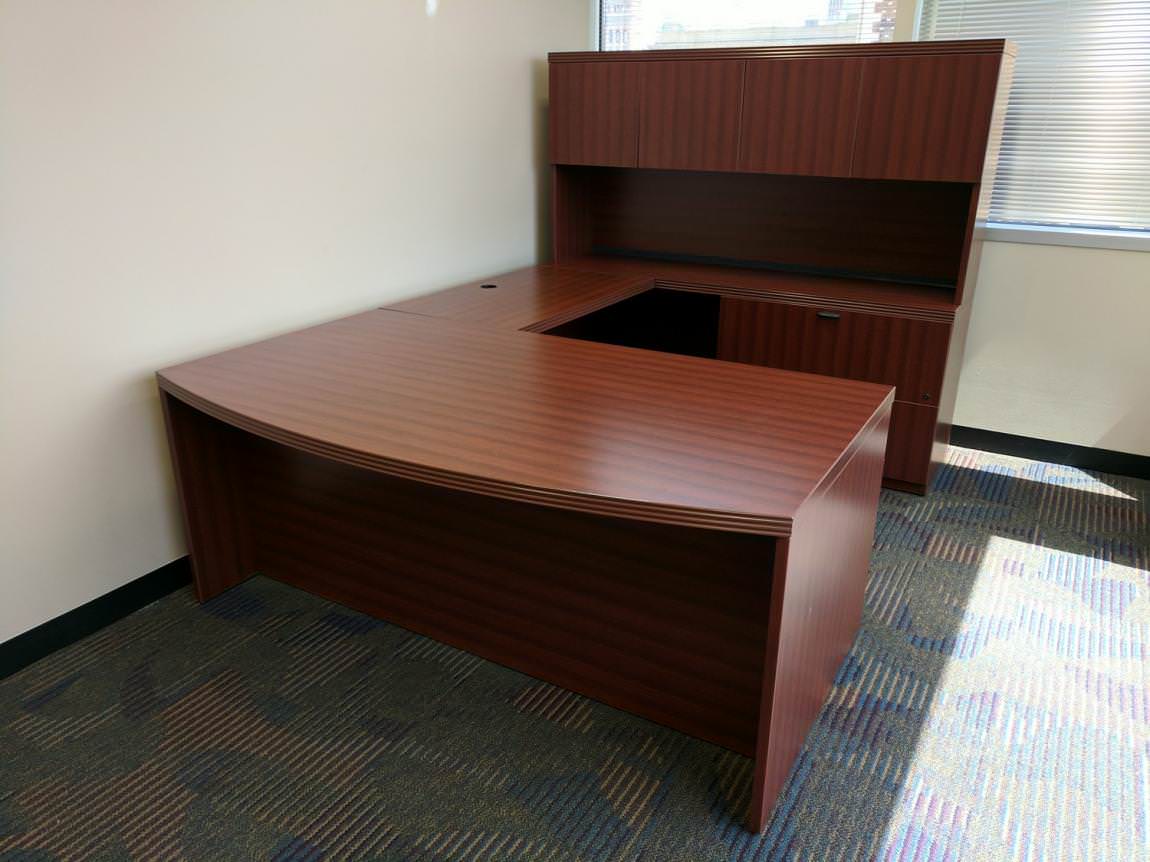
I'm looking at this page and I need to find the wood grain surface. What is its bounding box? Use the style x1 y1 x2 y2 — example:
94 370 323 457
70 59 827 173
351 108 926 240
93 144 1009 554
162 381 888 827
160 310 891 832
239 432 773 756
546 40 1012 495
553 167 972 289
638 60 745 171
560 254 958 323
738 57 863 177
716 296 951 404
550 39 1014 64
852 53 1004 182
883 400 940 490
750 411 888 830
158 309 893 538
161 392 254 600
386 265 652 332
549 61 640 167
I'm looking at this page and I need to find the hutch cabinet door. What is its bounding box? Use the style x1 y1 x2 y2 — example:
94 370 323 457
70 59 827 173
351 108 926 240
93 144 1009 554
549 61 641 167
851 52 1003 182
638 60 745 172
738 57 863 178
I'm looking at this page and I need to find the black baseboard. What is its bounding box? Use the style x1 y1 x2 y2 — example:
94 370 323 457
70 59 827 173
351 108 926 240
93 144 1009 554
0 556 192 682
951 426 1150 481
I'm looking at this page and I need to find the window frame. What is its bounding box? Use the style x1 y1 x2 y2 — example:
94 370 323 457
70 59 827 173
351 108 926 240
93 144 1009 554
975 223 1150 253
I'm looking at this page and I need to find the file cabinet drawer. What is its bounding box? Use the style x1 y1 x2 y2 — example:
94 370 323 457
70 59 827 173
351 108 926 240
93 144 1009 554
716 297 950 404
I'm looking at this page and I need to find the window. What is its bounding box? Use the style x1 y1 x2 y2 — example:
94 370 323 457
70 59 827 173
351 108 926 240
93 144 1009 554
918 0 1150 234
600 1 901 51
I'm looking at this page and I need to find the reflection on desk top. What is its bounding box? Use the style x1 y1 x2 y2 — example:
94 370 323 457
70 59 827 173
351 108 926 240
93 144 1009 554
158 309 892 536
387 265 653 332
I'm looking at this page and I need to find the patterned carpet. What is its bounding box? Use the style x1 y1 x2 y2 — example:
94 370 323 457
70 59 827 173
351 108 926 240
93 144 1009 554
1 447 1147 861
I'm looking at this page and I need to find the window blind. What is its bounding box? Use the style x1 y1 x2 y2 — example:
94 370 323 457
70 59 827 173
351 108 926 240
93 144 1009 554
600 1 900 51
919 0 1150 232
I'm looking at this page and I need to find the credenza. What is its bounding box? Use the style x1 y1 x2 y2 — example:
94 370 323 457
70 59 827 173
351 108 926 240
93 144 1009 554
548 39 1014 493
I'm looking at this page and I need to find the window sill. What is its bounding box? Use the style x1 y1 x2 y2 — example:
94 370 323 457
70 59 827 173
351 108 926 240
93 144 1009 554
977 223 1150 253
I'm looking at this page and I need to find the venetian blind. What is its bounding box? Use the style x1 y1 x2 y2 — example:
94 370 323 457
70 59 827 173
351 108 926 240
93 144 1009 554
919 0 1150 231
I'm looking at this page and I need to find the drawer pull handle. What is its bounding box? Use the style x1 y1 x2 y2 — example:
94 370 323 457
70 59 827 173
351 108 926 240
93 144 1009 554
816 311 841 320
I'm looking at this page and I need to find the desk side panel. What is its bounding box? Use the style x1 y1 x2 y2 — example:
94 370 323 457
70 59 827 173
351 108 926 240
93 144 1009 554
749 408 889 831
160 390 255 600
239 429 774 758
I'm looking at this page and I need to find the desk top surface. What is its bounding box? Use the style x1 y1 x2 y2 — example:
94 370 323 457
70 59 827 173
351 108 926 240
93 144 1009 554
388 259 957 326
159 307 891 536
388 265 653 332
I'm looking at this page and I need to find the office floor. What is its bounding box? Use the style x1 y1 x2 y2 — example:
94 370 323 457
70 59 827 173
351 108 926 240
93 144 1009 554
0 447 1146 862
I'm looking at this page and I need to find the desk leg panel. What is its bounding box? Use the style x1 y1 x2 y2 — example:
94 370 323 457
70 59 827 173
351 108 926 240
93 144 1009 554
160 392 255 601
749 411 889 831
238 432 774 758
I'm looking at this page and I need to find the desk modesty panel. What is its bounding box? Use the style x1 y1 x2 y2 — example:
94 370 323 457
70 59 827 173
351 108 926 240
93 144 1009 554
158 307 892 831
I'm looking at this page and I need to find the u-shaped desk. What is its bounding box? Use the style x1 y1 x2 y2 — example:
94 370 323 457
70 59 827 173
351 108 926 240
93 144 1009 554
157 264 893 831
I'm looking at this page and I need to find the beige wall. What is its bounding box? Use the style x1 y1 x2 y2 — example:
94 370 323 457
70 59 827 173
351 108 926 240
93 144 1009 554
0 0 590 642
955 241 1150 455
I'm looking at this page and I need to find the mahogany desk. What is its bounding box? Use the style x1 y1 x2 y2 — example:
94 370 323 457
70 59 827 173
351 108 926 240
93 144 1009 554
158 268 892 831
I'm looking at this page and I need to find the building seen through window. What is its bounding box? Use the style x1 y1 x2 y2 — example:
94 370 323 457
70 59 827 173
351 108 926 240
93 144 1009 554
601 0 898 51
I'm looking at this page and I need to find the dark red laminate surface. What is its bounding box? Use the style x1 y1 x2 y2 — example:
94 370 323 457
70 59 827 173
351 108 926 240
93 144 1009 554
561 255 957 322
161 367 889 830
883 400 941 490
547 42 1013 491
553 168 972 290
750 412 888 830
386 265 652 332
551 40 1014 64
549 61 640 167
852 53 1003 182
638 60 745 171
241 434 773 756
738 57 863 178
161 393 254 600
716 296 951 404
158 309 893 537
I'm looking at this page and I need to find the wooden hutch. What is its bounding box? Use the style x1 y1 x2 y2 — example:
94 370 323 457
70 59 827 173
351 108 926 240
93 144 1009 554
547 40 1015 493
